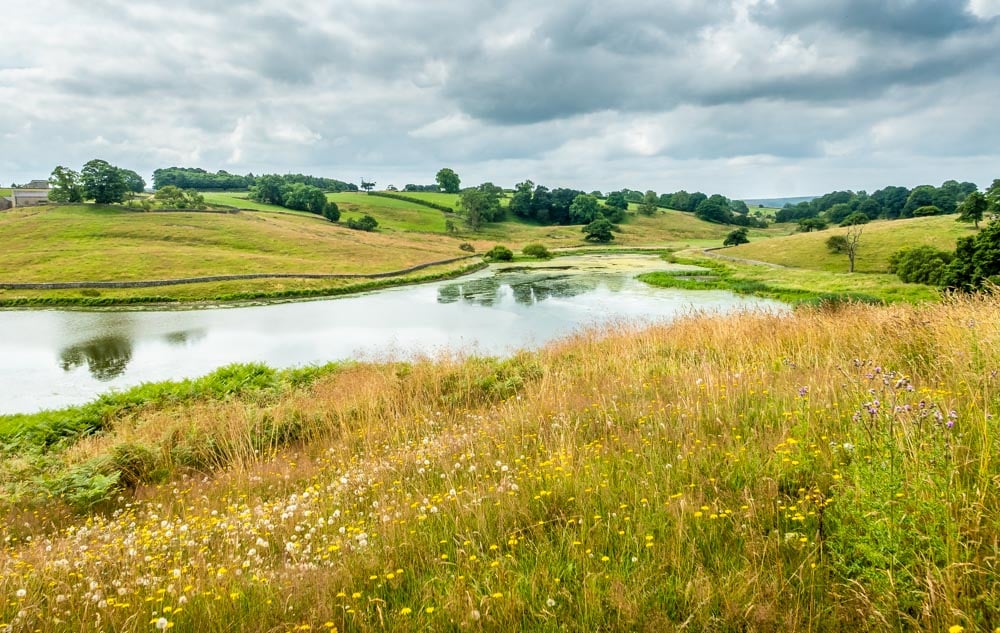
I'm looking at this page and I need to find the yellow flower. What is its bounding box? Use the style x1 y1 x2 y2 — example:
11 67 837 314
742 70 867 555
400 607 413 615
425 607 435 614
948 626 964 633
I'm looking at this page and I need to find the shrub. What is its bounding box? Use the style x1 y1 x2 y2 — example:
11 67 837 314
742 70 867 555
485 245 514 261
723 228 749 246
323 201 340 222
582 218 614 242
888 246 953 285
459 242 475 253
346 215 379 231
826 235 849 253
522 243 552 259
913 205 942 217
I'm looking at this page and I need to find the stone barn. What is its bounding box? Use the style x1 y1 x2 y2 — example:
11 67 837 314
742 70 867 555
10 181 51 208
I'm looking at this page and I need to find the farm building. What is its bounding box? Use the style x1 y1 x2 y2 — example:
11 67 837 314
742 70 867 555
2 181 52 209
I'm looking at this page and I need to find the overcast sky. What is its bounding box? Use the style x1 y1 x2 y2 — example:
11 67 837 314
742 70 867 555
2 0 999 198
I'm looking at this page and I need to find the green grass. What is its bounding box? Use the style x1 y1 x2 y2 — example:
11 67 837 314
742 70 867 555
0 205 467 284
390 191 462 210
197 191 305 213
725 214 976 273
0 188 11 197
328 193 450 232
641 254 940 304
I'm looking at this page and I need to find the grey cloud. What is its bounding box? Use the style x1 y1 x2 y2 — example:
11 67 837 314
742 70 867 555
750 0 983 38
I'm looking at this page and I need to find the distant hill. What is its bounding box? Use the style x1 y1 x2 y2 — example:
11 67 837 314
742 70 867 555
741 196 816 208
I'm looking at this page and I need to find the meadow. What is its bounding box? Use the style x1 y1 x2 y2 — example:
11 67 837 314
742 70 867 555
1 297 998 632
726 215 975 273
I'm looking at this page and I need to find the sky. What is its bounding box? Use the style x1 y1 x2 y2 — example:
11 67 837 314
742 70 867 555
2 0 999 198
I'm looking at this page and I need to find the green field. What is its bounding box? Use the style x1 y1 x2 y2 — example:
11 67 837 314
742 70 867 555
0 205 465 284
198 191 319 215
0 188 11 197
390 191 462 209
328 192 451 232
725 214 974 273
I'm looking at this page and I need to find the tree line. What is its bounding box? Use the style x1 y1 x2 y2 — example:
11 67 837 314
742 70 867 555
248 175 340 220
152 167 357 192
49 160 145 204
777 180 980 227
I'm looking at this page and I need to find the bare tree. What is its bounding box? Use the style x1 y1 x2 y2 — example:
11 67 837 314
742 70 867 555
845 223 864 273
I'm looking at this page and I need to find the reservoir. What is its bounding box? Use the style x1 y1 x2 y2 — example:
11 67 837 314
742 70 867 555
0 254 784 414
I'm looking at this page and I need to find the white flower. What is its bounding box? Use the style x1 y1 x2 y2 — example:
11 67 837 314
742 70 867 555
155 617 169 630
15 588 27 599
546 598 556 607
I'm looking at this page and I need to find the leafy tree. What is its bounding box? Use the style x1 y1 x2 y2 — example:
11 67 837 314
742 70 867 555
582 218 614 242
945 219 1000 290
871 185 909 219
840 212 870 226
360 180 376 193
797 217 828 232
346 215 379 231
48 166 84 203
694 195 732 224
639 190 659 216
152 167 255 191
729 199 750 215
509 180 534 219
826 235 849 254
435 168 461 194
957 191 988 228
569 194 601 224
118 169 146 197
282 183 328 215
485 245 513 261
323 201 340 222
601 202 626 223
81 159 127 204
888 246 953 285
825 203 855 225
605 192 629 214
460 183 504 230
249 175 287 205
904 185 937 217
723 228 749 246
985 179 1000 209
665 190 690 210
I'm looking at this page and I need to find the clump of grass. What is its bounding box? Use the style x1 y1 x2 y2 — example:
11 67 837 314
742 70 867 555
1 297 998 631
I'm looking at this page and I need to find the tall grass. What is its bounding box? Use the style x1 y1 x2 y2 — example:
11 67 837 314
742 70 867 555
1 298 998 631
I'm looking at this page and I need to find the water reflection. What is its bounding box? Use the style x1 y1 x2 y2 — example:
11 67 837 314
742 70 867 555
59 336 134 382
164 330 206 346
438 271 605 307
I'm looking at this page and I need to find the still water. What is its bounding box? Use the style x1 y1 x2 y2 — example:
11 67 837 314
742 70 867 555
0 255 784 414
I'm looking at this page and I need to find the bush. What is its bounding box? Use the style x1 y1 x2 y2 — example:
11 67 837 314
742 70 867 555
459 242 475 253
582 218 614 242
888 246 953 285
323 201 340 222
723 228 749 246
522 243 552 259
346 215 379 231
826 235 849 253
485 245 514 261
913 205 942 217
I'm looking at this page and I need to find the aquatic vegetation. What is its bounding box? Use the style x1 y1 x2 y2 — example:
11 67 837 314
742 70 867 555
1 296 998 631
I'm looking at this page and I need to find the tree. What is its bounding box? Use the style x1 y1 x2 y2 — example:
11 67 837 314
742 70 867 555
323 201 340 222
826 235 849 254
582 218 614 242
840 212 870 227
912 205 942 217
81 159 127 204
153 185 205 209
605 192 629 214
904 185 936 217
569 194 601 224
282 183 328 215
435 168 461 194
695 195 732 224
249 175 287 205
842 222 866 272
509 180 534 219
48 166 84 203
723 228 749 246
118 169 146 198
888 246 953 285
522 243 552 259
797 217 828 232
360 180 376 193
957 191 988 228
944 219 1000 290
639 190 659 216
459 183 503 230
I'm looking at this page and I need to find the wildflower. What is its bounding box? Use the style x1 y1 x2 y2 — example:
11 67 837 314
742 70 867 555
15 589 26 599
546 598 556 607
425 607 435 614
400 607 412 615
152 617 170 630
948 626 964 633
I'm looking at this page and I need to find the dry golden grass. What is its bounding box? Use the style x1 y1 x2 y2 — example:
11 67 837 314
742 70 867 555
2 297 998 631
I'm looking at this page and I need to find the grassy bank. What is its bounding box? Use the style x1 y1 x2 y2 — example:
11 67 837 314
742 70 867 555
1 297 997 631
727 215 975 273
640 255 941 304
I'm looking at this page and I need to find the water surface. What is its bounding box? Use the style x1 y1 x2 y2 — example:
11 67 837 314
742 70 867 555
0 255 784 414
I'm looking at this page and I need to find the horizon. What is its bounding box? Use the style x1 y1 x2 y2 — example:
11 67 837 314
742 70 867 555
3 1 999 198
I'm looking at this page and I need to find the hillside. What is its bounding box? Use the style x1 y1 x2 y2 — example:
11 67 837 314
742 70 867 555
725 215 975 273
1 298 997 631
